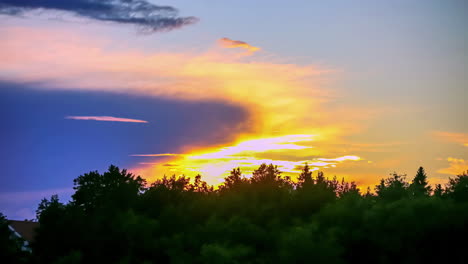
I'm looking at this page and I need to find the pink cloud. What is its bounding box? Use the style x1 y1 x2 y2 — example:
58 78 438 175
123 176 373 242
65 116 148 123
130 153 182 157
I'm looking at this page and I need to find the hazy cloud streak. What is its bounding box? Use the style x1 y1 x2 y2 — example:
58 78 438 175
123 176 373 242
218 37 260 52
131 153 182 157
66 116 148 123
0 0 198 33
432 131 468 147
317 156 361 162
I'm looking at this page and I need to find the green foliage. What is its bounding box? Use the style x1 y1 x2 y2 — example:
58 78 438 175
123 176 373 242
10 164 467 263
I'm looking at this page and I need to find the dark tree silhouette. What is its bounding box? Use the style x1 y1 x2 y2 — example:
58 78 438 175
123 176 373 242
433 183 444 197
3 164 466 264
409 167 431 196
375 172 408 201
445 171 468 202
297 163 313 187
72 165 146 212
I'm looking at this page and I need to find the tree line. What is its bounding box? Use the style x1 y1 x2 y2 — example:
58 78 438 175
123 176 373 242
2 164 468 263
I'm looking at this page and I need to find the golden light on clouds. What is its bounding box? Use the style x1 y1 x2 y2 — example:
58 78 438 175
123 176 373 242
132 134 362 185
0 26 370 185
438 157 468 176
5 25 465 187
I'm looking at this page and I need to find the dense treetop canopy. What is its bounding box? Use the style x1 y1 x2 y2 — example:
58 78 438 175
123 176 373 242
2 165 468 263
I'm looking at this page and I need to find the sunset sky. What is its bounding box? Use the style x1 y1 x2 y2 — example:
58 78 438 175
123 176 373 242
1 0 467 219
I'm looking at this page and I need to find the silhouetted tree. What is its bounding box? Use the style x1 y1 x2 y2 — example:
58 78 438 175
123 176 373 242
375 172 408 201
433 184 444 198
72 165 146 212
409 167 431 196
191 174 213 193
297 163 313 188
251 163 282 185
445 171 468 202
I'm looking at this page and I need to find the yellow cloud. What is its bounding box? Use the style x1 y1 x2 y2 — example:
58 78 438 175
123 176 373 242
132 135 362 185
438 157 468 175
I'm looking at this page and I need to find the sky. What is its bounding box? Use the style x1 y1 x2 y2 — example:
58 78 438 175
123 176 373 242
0 0 467 220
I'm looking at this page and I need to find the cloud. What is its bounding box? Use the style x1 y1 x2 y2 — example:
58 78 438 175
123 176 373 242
438 157 468 175
317 156 361 162
131 135 362 184
65 116 148 123
218 37 260 52
131 153 181 157
0 0 197 33
432 131 468 147
0 26 368 185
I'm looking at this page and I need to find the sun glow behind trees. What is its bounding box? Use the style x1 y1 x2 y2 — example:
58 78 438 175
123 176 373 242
133 134 362 185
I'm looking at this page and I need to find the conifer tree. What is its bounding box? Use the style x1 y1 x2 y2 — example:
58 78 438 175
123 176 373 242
409 167 431 196
297 163 313 187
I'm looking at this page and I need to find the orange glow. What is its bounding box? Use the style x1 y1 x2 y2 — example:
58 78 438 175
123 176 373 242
218 37 260 53
133 134 362 185
432 131 468 147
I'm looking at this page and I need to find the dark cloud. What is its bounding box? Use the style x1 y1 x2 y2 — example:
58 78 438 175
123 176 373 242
0 0 198 33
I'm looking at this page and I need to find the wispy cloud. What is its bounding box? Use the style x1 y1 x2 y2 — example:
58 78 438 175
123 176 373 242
438 157 468 175
317 156 361 162
131 153 181 157
0 0 197 33
66 116 148 123
132 135 362 184
218 37 260 53
432 131 468 147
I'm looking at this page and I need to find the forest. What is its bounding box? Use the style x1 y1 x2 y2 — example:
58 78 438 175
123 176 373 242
2 164 468 263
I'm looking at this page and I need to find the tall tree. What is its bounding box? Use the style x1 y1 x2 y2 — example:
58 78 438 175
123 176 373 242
221 168 245 191
297 163 313 188
409 167 431 196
